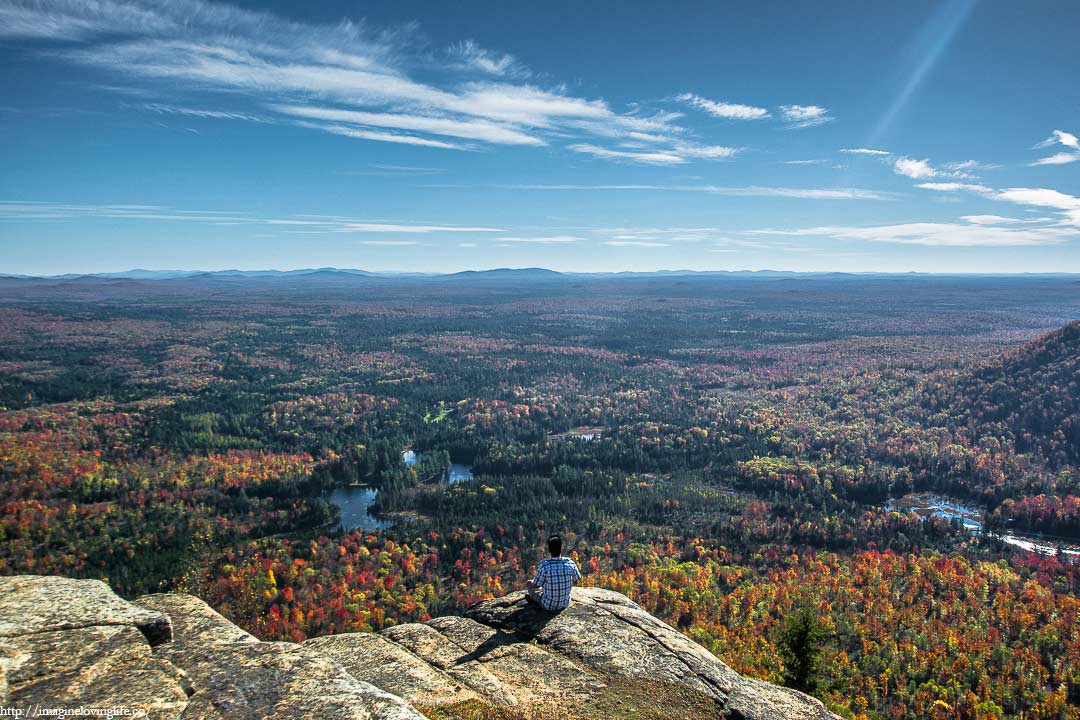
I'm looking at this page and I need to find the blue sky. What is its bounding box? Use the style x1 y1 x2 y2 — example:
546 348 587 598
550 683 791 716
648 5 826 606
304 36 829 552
1 0 1079 274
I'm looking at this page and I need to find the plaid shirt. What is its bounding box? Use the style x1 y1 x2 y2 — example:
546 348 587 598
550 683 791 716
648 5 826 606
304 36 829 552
531 556 581 611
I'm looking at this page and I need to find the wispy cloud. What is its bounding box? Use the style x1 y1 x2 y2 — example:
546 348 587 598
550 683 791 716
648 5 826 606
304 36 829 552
782 159 838 167
358 240 421 246
779 104 832 129
915 182 993 193
430 184 892 200
568 144 687 165
960 215 1035 225
495 235 581 244
995 187 1080 226
273 103 543 146
2 0 716 161
843 149 989 181
143 103 267 122
602 240 670 247
337 223 502 233
751 216 1076 247
1031 129 1080 166
293 121 465 149
942 159 998 172
342 164 446 177
447 40 526 78
0 200 504 233
917 181 1080 228
1033 152 1080 166
675 93 770 120
893 157 939 179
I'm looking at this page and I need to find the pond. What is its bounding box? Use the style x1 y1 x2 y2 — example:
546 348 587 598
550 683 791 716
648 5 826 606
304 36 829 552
402 449 473 483
323 485 394 532
446 463 473 483
887 492 1080 557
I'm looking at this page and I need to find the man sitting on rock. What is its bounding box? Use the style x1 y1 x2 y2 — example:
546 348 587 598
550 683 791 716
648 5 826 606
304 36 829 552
525 534 581 611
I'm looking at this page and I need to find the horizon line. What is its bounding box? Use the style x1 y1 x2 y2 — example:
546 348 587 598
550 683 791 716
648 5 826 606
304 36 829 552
5 266 1080 280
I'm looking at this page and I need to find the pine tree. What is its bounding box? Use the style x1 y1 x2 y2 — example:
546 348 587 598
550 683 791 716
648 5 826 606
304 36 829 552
776 603 827 694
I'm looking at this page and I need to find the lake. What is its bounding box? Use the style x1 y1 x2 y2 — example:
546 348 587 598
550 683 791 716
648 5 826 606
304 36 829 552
323 485 394 532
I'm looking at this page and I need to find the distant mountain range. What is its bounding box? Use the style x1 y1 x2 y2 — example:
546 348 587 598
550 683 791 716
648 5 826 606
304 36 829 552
2 267 1078 282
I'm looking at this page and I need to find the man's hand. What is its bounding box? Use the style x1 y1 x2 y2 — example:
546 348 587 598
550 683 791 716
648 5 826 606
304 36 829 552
525 580 537 589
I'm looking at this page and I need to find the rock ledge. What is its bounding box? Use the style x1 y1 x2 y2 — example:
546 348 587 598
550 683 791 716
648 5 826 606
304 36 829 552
0 576 837 719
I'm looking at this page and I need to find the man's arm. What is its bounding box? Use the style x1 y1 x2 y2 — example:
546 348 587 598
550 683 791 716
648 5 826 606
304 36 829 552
571 560 582 582
526 562 546 589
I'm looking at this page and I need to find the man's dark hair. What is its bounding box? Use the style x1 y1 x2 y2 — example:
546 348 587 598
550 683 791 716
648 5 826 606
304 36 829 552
547 535 563 557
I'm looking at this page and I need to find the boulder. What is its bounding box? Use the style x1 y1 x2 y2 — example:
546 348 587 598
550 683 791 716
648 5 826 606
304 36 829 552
466 587 837 720
0 575 171 645
382 621 517 706
137 593 257 646
305 631 480 707
0 576 187 717
1 625 190 718
155 640 426 720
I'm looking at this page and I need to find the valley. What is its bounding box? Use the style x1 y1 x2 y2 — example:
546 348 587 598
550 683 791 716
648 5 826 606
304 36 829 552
1 271 1078 720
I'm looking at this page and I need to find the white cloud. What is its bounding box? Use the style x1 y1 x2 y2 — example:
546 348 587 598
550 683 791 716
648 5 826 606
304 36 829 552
697 186 888 200
672 143 740 160
2 0 708 157
893 157 939 179
1031 152 1079 166
960 215 1031 225
994 187 1080 226
759 183 1080 248
273 103 542 145
779 104 832 129
344 164 446 177
143 103 267 122
751 218 1076 247
447 40 524 77
603 240 670 247
917 181 1080 229
568 144 686 165
0 200 506 233
338 223 503 233
293 121 465 149
358 240 420 246
436 183 892 200
1036 129 1079 150
1031 130 1080 166
914 182 993 193
846 150 988 180
942 159 996 172
495 236 581 244
675 93 769 120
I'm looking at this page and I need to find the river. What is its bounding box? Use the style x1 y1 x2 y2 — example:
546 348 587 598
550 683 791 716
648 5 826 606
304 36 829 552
888 492 1080 557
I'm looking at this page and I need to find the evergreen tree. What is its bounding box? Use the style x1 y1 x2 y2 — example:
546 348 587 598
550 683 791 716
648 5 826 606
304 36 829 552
776 603 828 694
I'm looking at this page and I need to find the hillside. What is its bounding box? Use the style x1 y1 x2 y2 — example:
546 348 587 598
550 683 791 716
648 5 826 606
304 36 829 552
0 575 834 720
924 320 1080 467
